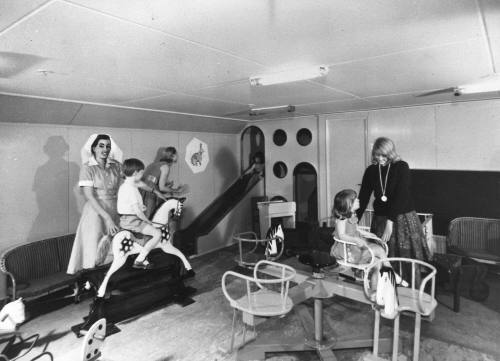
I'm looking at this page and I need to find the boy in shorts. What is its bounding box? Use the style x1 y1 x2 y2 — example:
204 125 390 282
117 158 161 269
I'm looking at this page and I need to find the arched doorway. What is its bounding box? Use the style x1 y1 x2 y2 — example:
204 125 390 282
293 162 318 225
240 126 265 174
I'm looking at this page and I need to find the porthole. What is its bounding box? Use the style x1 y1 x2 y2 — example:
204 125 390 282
273 161 288 178
273 129 287 146
297 128 312 146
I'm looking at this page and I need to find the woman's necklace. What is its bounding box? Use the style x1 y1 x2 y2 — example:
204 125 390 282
378 163 391 202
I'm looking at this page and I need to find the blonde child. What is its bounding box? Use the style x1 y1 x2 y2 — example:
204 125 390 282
117 158 162 269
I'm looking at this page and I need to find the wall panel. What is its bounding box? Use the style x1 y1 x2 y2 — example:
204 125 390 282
367 107 437 169
326 117 367 221
435 100 500 170
0 123 242 298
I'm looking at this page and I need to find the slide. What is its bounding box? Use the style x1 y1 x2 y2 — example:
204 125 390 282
174 170 262 255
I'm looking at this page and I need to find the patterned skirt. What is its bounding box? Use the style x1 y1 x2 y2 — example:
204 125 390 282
370 211 431 262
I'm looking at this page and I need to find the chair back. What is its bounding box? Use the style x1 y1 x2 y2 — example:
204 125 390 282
222 260 296 317
332 227 388 271
333 237 377 271
363 258 437 317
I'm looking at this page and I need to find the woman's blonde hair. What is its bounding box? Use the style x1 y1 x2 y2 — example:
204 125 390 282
371 137 401 164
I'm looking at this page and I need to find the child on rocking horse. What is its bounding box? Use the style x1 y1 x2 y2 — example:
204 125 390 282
117 158 162 270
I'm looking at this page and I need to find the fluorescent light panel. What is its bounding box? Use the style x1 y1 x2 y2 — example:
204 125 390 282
249 104 295 116
250 65 329 86
458 74 500 94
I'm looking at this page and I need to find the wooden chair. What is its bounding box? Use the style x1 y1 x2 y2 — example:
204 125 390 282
363 258 437 361
221 260 296 352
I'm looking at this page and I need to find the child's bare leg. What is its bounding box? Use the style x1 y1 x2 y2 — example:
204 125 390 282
136 225 161 263
370 264 380 290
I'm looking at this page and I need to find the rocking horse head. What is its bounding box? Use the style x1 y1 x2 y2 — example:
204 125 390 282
0 298 25 331
265 223 284 261
151 197 186 225
375 265 399 319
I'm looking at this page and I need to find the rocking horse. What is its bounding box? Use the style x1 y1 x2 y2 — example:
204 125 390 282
96 197 192 298
73 197 196 337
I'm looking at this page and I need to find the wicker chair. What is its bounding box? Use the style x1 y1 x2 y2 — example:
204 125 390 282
447 217 500 265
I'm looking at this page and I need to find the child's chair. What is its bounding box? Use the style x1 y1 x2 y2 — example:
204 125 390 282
221 260 296 352
233 225 285 268
333 226 388 277
363 258 437 361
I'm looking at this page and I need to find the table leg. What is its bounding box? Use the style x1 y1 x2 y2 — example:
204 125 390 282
315 299 323 342
304 298 336 350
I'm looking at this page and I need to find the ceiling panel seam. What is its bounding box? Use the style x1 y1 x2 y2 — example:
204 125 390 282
61 0 267 68
0 91 249 122
0 0 56 37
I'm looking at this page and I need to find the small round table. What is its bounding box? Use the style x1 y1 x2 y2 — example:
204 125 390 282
298 250 338 350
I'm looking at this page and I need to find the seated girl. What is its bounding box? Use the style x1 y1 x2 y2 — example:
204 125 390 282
330 189 388 277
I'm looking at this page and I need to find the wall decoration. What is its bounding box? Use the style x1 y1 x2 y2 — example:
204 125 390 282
185 137 209 173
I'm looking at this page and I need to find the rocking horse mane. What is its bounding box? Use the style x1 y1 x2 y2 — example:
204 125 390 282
265 224 284 258
375 265 399 319
266 223 283 240
151 197 186 225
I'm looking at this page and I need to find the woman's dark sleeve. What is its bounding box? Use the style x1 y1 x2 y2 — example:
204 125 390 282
356 167 373 220
388 161 410 221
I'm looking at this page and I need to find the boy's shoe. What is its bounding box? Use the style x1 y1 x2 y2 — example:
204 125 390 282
133 259 154 270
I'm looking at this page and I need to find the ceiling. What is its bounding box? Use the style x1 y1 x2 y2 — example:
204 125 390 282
1 0 500 133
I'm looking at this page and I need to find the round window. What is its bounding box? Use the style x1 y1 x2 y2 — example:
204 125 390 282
297 128 312 146
273 162 288 178
273 129 287 146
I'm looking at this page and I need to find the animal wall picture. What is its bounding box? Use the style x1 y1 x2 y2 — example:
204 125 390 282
185 137 209 173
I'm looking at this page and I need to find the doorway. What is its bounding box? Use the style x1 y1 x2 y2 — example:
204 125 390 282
293 162 318 225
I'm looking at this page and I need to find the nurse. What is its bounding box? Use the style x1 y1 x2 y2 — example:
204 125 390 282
67 134 123 274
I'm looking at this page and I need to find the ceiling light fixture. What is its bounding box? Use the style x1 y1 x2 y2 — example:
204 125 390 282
249 65 329 86
249 104 295 116
455 74 500 95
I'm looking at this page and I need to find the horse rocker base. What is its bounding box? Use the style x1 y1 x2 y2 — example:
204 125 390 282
72 249 196 338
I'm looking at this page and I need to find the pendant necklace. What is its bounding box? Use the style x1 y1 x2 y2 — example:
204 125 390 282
378 163 390 202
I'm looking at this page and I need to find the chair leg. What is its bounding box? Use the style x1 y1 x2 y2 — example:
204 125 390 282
413 313 421 361
392 314 400 361
373 310 380 356
242 323 247 345
229 309 237 352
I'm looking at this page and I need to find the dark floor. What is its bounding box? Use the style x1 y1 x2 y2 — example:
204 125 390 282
9 245 500 361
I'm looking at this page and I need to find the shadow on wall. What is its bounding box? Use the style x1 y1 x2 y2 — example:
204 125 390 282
28 136 80 241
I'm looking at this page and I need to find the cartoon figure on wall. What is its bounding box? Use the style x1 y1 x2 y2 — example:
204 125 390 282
185 137 209 173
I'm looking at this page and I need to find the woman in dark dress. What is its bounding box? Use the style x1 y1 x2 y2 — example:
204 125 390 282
356 137 430 262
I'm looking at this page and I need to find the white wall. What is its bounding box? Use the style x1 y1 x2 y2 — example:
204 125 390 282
0 122 250 297
253 99 500 228
251 116 319 202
